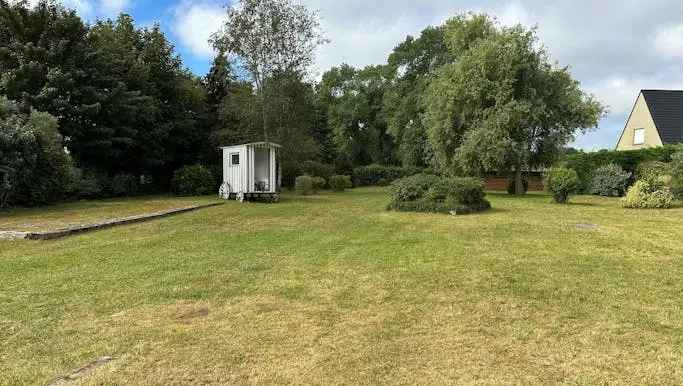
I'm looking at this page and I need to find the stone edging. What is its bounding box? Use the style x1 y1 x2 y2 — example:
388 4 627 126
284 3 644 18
0 202 223 241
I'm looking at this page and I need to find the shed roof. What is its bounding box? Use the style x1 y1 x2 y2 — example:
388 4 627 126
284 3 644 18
220 142 282 149
641 90 683 144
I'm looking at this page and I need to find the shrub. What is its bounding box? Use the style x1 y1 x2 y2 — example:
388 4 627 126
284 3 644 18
172 165 215 196
424 178 451 202
545 168 579 203
562 145 683 192
672 152 683 199
311 176 326 191
388 174 440 203
295 175 316 195
111 173 140 197
353 164 424 186
388 175 490 214
589 164 632 197
0 97 74 208
448 177 487 206
637 161 671 182
329 175 351 192
622 179 674 209
506 178 529 195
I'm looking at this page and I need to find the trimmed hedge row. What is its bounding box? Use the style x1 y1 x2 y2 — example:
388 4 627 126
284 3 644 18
562 145 683 192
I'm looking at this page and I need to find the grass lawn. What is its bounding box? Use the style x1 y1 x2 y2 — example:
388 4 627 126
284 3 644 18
2 188 683 384
0 195 221 232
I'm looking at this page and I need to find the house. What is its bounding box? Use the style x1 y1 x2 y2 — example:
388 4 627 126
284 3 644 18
616 90 683 150
219 142 281 202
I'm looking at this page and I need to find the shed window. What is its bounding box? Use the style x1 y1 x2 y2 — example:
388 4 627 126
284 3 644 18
634 128 645 145
231 153 240 166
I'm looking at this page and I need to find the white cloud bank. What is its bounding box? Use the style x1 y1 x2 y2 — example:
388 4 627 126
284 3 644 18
172 1 226 58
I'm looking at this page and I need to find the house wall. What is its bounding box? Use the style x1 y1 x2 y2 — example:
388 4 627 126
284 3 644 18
616 93 664 150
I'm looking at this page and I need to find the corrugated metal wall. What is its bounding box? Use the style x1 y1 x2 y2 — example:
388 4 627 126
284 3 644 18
223 144 279 194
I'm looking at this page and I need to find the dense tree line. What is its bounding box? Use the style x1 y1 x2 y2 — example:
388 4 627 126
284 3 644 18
0 0 602 207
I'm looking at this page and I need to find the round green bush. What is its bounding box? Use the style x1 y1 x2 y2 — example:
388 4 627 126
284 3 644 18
389 174 441 203
590 164 632 197
311 176 326 191
622 179 674 209
448 177 486 206
329 175 351 192
545 168 579 203
637 161 671 182
295 175 315 195
388 175 490 214
172 165 215 196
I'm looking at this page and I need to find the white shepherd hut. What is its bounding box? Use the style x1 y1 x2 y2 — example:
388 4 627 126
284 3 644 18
219 142 281 202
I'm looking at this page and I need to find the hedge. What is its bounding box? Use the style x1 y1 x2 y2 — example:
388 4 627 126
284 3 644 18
562 145 683 193
387 174 490 215
172 165 215 196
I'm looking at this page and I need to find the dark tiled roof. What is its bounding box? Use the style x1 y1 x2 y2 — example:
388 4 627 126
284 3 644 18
641 90 683 144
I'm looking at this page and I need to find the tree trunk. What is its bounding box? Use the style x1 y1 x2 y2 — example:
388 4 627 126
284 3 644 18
514 168 525 195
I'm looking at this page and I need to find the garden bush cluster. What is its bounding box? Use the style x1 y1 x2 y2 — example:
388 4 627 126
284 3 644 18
544 168 579 203
352 164 425 187
589 164 631 197
622 178 674 209
295 174 353 195
672 152 683 199
617 150 682 209
329 175 352 192
562 145 682 193
295 175 316 195
171 165 215 196
387 174 490 214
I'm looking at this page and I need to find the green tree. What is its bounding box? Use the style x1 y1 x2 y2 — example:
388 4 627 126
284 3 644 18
319 64 396 167
0 0 91 143
84 16 208 182
424 15 604 193
0 2 208 185
0 97 73 207
383 25 452 167
212 0 328 142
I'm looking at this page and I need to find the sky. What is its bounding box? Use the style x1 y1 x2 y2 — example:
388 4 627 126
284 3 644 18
35 0 683 150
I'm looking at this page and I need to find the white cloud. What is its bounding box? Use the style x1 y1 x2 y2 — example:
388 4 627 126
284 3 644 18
654 24 683 59
17 0 94 15
172 1 227 58
298 0 683 149
99 0 130 17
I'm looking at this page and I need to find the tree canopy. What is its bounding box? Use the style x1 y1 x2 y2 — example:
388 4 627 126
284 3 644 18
0 1 608 205
423 16 604 191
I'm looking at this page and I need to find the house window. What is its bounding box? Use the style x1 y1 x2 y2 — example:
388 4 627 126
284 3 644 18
634 128 646 145
231 153 240 166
